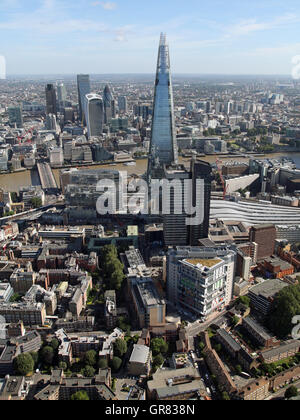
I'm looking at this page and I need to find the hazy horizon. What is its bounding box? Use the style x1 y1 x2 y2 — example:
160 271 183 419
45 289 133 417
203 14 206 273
1 0 300 76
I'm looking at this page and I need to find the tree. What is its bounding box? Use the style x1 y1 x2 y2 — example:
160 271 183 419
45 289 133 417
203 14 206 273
214 343 222 353
285 386 298 399
101 245 125 291
222 391 230 401
30 352 39 367
261 363 276 376
267 284 300 338
83 365 95 377
30 197 42 209
70 391 90 401
113 339 127 358
236 296 250 307
83 350 97 367
198 341 205 351
232 316 240 326
41 346 54 366
235 365 242 375
111 357 122 372
117 316 131 334
59 361 68 371
110 268 125 290
98 358 108 369
153 354 164 368
150 338 168 356
14 353 34 376
50 339 59 351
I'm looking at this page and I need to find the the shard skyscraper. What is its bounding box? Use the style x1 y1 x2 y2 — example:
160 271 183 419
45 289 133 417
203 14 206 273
148 34 178 178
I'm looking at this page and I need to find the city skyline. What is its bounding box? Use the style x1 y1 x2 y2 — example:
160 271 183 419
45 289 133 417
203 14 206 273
1 0 300 76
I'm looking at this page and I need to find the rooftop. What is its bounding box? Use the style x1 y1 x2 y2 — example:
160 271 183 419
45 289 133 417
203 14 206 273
249 279 289 299
129 344 150 365
184 258 222 268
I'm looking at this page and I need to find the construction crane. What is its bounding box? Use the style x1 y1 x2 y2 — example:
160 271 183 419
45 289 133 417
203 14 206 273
17 126 36 144
216 159 227 200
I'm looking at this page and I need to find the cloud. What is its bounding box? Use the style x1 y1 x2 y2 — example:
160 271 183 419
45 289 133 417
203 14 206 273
224 13 299 38
91 1 117 10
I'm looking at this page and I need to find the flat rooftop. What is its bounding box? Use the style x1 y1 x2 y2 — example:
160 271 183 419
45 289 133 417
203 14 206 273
249 279 288 299
185 258 222 268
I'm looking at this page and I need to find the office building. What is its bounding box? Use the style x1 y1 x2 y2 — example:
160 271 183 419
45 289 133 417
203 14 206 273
57 82 67 109
148 33 178 177
147 366 206 400
45 84 57 116
162 165 191 246
49 147 64 167
45 113 57 131
167 246 236 318
118 96 128 113
103 84 115 124
84 93 104 138
0 283 13 302
248 279 289 316
189 159 212 245
128 275 166 328
77 74 91 123
8 106 23 128
128 344 151 376
0 302 46 326
249 224 277 260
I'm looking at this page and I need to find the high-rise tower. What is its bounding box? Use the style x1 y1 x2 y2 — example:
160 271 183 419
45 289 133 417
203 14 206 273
84 93 104 138
45 84 57 116
103 84 115 124
148 33 178 177
77 74 91 123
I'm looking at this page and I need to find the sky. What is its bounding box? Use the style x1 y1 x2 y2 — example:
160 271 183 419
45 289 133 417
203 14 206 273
1 0 300 75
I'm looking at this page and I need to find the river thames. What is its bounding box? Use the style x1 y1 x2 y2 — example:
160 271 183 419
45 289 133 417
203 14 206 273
0 152 299 193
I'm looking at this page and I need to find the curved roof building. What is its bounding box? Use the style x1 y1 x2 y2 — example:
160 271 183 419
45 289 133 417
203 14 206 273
210 199 300 226
84 93 104 138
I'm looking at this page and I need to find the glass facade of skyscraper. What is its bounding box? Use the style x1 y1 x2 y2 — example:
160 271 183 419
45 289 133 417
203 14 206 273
149 33 178 167
77 74 91 123
84 93 104 138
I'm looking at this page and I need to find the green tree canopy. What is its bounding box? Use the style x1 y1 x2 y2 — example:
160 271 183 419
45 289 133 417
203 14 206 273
30 197 42 208
98 358 108 369
14 353 34 376
113 338 127 358
101 245 125 290
236 296 251 307
70 391 90 401
50 338 59 350
110 356 122 372
222 391 230 401
150 338 168 356
285 386 298 399
267 284 300 338
153 354 164 367
59 361 68 371
30 352 39 367
83 350 97 367
83 365 95 377
41 346 54 366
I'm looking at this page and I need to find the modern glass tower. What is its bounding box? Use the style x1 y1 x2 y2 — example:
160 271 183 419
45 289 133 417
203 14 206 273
103 84 115 124
77 74 91 123
45 84 57 116
84 93 104 138
148 33 178 176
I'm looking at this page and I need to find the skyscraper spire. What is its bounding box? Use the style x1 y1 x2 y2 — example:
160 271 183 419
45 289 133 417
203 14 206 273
148 33 178 177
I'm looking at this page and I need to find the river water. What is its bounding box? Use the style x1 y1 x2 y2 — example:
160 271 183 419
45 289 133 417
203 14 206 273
0 152 300 193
